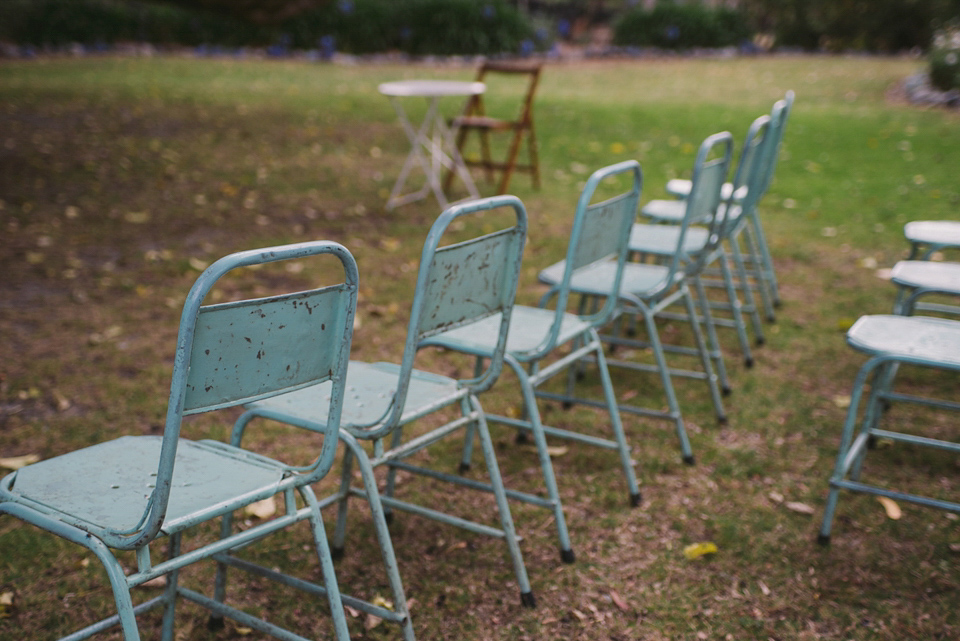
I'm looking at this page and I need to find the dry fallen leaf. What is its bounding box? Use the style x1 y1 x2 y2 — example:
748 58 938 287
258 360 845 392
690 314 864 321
244 497 276 520
0 589 15 619
609 589 629 612
683 542 718 560
832 395 851 409
785 501 815 515
877 496 902 520
141 575 167 588
0 454 40 470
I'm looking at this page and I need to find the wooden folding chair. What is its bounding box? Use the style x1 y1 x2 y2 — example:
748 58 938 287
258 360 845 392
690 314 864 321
446 60 542 195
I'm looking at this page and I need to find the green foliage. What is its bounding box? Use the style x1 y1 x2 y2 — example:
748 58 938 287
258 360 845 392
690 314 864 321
0 0 276 48
739 0 960 52
612 1 752 50
282 0 537 56
0 0 538 56
929 23 960 90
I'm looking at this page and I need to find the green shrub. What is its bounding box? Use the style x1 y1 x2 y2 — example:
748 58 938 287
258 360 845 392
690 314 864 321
929 23 960 90
0 0 275 49
0 0 538 57
613 2 752 50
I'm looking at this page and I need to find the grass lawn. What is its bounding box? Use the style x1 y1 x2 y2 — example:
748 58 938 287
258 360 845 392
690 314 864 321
1 53 960 640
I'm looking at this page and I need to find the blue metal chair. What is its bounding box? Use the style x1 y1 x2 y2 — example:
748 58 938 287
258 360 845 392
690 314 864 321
238 196 536 614
817 314 960 545
628 112 776 371
540 132 735 465
0 241 359 641
658 92 795 322
422 161 644 563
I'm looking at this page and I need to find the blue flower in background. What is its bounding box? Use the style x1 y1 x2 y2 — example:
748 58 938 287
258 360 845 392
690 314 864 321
338 1 354 14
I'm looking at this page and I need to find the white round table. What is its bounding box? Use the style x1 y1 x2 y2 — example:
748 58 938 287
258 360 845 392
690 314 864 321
378 80 486 210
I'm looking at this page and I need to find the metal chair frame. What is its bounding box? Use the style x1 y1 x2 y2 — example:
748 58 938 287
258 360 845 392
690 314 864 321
237 197 537 621
423 161 644 563
1 242 360 641
660 92 795 323
541 132 735 465
628 112 776 373
818 314 960 545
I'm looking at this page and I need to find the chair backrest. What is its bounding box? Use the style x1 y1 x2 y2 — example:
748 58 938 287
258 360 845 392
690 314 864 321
532 160 642 357
753 91 794 199
466 59 542 125
370 196 527 434
670 131 735 279
140 242 358 547
719 113 773 237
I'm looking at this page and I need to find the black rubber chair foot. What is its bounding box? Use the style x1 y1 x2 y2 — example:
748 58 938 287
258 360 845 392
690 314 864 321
722 386 732 397
774 300 783 309
817 533 831 547
756 338 766 346
682 455 696 466
521 591 537 608
629 492 643 507
560 548 576 564
331 546 344 561
207 616 225 632
384 512 394 526
562 402 573 410
745 357 754 368
717 415 728 425
458 462 471 474
515 431 529 445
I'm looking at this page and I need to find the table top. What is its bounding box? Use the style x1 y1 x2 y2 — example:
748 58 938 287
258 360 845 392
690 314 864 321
378 80 485 98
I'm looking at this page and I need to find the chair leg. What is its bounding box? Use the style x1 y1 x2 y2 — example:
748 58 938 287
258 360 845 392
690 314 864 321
818 359 879 545
727 232 765 347
693 274 732 396
332 446 355 557
336 432 415 640
503 355 574 563
747 209 781 314
590 330 643 507
160 534 181 641
458 356 486 471
684 285 727 423
716 244 755 364
299 484 358 641
209 512 234 629
469 394 536 607
497 128 525 195
527 124 541 190
639 306 695 464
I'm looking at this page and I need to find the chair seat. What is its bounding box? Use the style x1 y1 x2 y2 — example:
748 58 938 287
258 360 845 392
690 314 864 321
641 198 741 224
539 258 673 300
8 436 286 536
904 220 960 247
846 315 960 368
423 306 592 362
629 223 710 256
665 179 744 202
891 260 960 293
246 360 464 434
